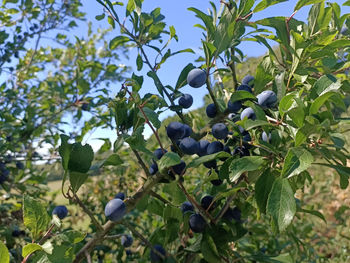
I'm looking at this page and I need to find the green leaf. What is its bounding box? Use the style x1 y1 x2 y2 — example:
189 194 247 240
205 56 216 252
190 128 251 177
69 171 89 194
58 134 72 171
102 154 123 167
0 241 9 263
187 152 231 169
188 7 215 38
309 92 338 115
311 75 339 99
254 0 288 13
163 205 182 222
109 36 129 50
287 106 305 128
68 142 94 173
107 16 115 28
136 54 143 71
300 209 326 223
219 157 233 180
200 233 221 263
124 126 153 156
56 230 86 244
147 71 164 96
255 171 276 214
229 156 265 183
140 107 161 129
175 63 195 90
242 119 272 130
22 244 43 258
267 178 296 231
281 147 313 178
229 90 256 103
295 0 325 11
95 13 105 21
158 152 181 172
163 181 186 205
23 196 51 240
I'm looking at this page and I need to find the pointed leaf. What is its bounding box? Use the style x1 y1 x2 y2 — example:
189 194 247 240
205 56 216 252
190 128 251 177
267 178 296 231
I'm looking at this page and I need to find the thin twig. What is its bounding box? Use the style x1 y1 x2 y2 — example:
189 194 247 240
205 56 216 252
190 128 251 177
177 181 215 223
70 191 104 232
214 195 235 224
73 175 163 263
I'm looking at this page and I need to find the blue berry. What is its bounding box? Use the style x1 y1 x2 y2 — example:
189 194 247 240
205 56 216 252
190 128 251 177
52 205 68 219
150 244 166 262
207 141 224 155
206 104 217 118
121 235 133 247
257 90 277 108
197 140 210 157
181 201 194 214
187 68 206 88
180 137 199 155
212 123 229 140
227 100 242 113
166 122 185 140
240 107 256 121
104 198 126 222
178 94 193 109
114 192 125 200
154 148 167 160
189 214 206 233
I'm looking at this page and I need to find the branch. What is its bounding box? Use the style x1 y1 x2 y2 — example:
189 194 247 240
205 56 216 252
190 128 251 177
177 181 215 223
213 195 235 224
70 190 104 232
73 175 163 263
122 221 169 261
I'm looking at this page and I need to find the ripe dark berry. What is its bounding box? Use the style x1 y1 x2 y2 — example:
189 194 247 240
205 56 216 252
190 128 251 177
189 214 206 233
203 160 217 169
182 124 192 138
154 148 167 160
171 160 186 175
223 207 241 222
150 244 166 262
104 198 126 222
197 140 210 156
52 205 68 219
262 131 271 143
181 201 194 214
179 137 199 155
212 123 228 140
81 103 89 111
114 192 125 200
149 163 158 175
257 90 277 108
237 84 252 93
211 179 223 186
240 107 256 121
16 162 24 170
187 68 206 88
206 103 217 118
121 235 133 247
233 146 250 157
201 195 216 211
166 122 185 140
227 100 242 113
242 75 254 87
207 141 224 155
178 94 193 109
